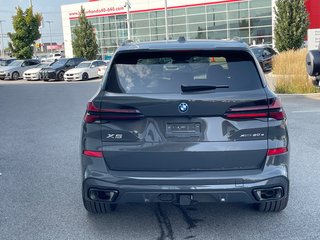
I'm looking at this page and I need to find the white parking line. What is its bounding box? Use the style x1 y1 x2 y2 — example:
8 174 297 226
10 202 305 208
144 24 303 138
292 110 320 113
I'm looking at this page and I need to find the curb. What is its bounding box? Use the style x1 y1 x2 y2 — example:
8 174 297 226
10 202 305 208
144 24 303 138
0 79 101 85
277 93 320 96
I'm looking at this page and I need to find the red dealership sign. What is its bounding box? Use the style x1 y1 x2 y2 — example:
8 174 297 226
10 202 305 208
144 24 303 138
305 0 320 29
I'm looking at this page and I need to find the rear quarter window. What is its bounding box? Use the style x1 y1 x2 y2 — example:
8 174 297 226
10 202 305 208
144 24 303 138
105 50 262 94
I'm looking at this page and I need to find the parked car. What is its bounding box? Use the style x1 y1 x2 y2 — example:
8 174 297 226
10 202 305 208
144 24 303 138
39 58 85 81
250 45 277 72
0 58 16 66
40 58 56 63
23 62 54 81
45 52 64 62
0 59 40 80
97 60 110 77
81 39 289 214
64 60 107 81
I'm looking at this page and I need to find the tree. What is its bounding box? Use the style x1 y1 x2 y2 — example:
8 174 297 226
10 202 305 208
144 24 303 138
72 7 98 60
8 7 41 59
274 0 309 52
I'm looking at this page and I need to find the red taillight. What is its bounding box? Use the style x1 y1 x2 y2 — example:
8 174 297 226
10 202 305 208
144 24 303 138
225 98 286 120
268 98 286 120
83 150 103 158
267 147 288 156
84 102 143 123
87 102 100 111
226 112 268 119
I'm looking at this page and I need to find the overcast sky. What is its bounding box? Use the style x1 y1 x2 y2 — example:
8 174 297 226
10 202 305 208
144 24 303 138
0 0 81 48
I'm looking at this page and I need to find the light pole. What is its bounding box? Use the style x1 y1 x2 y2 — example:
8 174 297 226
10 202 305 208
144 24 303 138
164 0 169 41
0 20 4 57
46 20 53 53
124 0 131 40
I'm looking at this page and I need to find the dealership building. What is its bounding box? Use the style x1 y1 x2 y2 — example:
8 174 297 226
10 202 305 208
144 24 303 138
61 0 320 59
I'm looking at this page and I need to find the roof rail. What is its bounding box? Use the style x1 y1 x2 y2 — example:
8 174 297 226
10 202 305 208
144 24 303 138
178 36 186 43
232 37 244 42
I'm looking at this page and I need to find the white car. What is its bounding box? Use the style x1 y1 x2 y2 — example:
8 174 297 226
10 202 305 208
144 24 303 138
97 60 110 77
45 53 63 62
64 60 107 81
23 62 54 81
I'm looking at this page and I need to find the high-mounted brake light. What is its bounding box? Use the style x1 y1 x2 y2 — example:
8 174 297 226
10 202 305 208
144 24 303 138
84 102 143 123
267 147 288 156
225 98 286 120
83 150 103 158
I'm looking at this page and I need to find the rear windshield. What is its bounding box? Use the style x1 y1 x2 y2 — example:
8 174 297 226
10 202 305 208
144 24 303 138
251 48 263 58
105 50 262 94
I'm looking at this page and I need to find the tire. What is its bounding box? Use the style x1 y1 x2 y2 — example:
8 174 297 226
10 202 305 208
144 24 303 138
306 50 320 77
12 71 20 80
255 196 288 212
83 198 117 214
57 71 64 81
82 72 89 81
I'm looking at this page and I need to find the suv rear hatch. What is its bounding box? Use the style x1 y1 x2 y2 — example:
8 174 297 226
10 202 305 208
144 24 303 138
87 50 278 171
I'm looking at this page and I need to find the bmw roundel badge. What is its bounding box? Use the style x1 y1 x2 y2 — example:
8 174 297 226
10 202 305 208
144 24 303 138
178 102 189 113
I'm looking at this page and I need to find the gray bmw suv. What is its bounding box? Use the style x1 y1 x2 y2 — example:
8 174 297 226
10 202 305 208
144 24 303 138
81 39 289 214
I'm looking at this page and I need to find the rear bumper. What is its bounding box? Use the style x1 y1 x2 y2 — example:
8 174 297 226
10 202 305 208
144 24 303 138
83 176 289 204
82 154 289 204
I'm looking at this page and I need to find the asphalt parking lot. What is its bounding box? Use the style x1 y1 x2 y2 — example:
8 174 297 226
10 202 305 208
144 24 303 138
0 81 320 240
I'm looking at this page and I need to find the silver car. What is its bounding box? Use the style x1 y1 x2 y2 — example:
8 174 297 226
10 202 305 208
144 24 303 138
0 59 40 80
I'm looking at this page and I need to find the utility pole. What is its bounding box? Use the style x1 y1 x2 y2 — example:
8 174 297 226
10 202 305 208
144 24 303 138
29 0 33 8
125 0 131 40
40 19 44 52
46 21 53 54
164 0 169 41
0 20 4 57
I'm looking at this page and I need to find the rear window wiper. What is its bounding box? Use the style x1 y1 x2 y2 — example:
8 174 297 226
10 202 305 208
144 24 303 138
181 84 229 93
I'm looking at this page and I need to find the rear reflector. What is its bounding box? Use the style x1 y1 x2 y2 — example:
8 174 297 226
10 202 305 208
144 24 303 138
83 150 103 158
267 147 288 156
